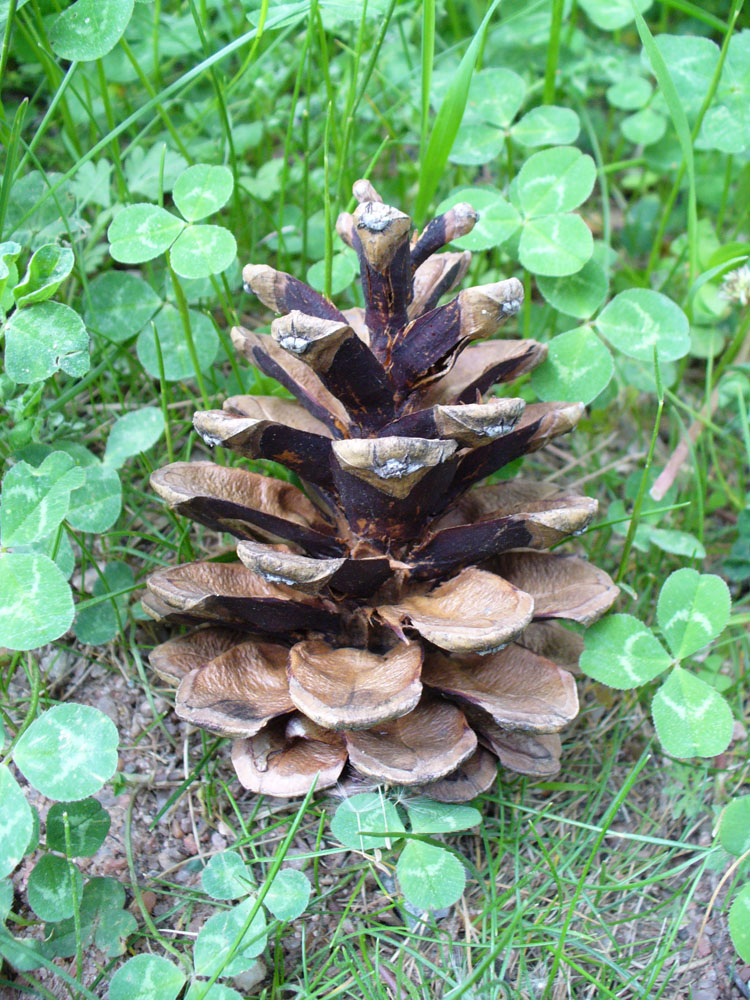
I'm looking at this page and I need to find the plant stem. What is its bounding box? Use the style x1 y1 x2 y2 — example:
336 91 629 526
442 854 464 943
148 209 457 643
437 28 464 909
617 364 665 582
169 265 210 408
543 0 564 104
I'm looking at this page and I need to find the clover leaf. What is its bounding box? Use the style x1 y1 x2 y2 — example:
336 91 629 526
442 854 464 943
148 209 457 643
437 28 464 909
0 452 84 547
396 841 466 911
0 551 75 650
84 271 161 344
13 244 74 307
331 792 405 851
4 300 89 383
109 954 185 999
651 667 733 758
49 0 135 62
13 703 119 800
0 765 33 879
44 877 136 959
193 898 267 978
656 569 731 660
580 613 672 689
449 68 579 166
107 161 237 279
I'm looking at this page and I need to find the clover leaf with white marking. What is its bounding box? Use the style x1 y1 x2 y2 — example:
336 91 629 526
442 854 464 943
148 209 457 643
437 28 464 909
438 146 596 278
108 161 237 280
449 67 580 167
532 280 690 405
656 568 731 660
330 791 478 913
581 569 735 760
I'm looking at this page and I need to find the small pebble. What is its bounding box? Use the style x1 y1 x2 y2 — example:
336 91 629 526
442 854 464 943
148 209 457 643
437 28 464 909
233 959 267 991
182 835 198 855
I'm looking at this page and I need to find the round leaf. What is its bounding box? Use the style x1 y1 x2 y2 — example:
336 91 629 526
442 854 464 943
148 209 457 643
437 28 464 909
45 876 135 959
193 898 267 978
0 878 12 921
108 204 184 264
49 0 135 61
616 355 677 394
654 34 719 122
656 569 731 659
66 463 122 533
330 793 406 851
436 188 521 251
579 613 671 689
536 257 608 318
74 562 134 646
13 703 119 800
103 407 164 469
729 884 750 963
1 452 84 547
84 272 161 344
519 213 593 277
595 289 690 363
201 851 255 900
651 667 734 758
403 798 481 834
13 244 74 307
4 300 89 383
0 241 22 290
465 67 525 127
137 304 219 381
621 108 666 146
646 527 705 560
169 224 237 279
706 31 750 152
0 765 33 879
719 796 750 857
578 0 651 30
109 954 186 1000
0 551 74 650
173 164 234 222
27 854 83 921
517 147 596 217
185 985 244 1000
396 841 466 911
449 123 505 166
262 868 311 921
700 98 750 156
0 934 45 972
307 252 359 295
607 77 653 110
512 106 580 148
126 145 188 201
532 326 613 404
46 798 111 857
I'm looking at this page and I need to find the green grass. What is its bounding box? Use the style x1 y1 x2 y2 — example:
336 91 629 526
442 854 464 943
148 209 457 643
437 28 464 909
1 0 750 997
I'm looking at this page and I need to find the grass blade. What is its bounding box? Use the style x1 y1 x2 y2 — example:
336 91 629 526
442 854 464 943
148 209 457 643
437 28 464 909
420 0 435 165
632 2 697 284
414 0 502 223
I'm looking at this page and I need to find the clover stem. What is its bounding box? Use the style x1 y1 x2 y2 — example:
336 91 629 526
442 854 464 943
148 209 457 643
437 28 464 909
63 814 84 984
1 652 40 763
169 264 210 409
617 388 664 583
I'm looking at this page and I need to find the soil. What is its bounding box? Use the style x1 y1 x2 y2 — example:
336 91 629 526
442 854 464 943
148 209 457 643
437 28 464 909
3 636 748 999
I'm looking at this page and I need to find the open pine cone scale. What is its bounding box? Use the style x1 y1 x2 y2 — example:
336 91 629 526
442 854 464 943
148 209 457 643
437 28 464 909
146 180 618 802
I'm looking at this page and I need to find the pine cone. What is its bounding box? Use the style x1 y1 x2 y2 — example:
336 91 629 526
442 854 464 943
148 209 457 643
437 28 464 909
145 180 618 802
